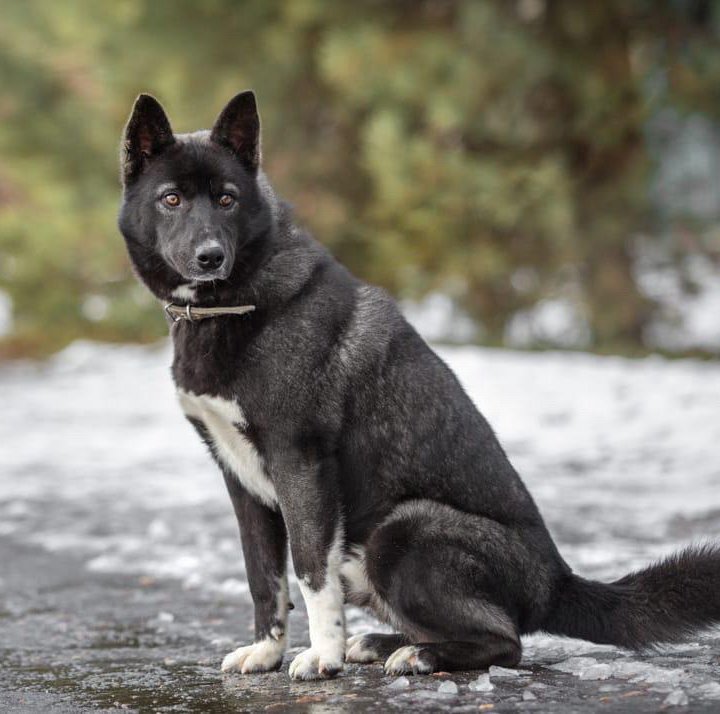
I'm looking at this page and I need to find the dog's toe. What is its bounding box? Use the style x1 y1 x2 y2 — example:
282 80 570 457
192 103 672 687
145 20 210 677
384 645 435 676
345 634 382 663
221 639 284 674
289 648 343 680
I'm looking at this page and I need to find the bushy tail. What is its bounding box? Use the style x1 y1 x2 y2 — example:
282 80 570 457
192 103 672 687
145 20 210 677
542 545 720 649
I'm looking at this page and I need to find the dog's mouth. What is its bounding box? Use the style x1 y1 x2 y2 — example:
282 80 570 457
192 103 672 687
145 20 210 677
181 269 230 283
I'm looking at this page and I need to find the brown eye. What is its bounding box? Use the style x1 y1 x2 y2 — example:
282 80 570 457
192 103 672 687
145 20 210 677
163 193 181 208
218 193 235 208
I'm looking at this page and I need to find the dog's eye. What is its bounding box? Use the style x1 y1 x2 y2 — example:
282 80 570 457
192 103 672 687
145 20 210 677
218 194 235 208
162 193 181 208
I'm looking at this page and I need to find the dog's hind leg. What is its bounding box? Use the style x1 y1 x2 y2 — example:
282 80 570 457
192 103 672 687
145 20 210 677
346 633 409 663
365 500 535 674
384 636 520 675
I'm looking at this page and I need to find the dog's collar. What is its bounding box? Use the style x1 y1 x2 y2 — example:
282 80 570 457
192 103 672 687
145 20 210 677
164 302 256 323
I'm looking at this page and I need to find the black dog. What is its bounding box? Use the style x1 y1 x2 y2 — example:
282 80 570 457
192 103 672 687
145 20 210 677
118 91 720 680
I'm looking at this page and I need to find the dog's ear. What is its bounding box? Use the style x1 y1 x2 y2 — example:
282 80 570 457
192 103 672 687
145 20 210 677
121 94 175 185
210 91 260 173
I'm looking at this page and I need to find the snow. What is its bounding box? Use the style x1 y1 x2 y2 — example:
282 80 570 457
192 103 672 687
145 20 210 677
505 297 591 349
0 291 12 337
404 250 720 354
1 338 720 703
638 253 720 353
402 293 478 343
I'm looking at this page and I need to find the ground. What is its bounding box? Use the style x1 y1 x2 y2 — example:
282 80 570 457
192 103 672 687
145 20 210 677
1 340 719 712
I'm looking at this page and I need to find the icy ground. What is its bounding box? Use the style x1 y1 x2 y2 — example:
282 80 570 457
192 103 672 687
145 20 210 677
1 340 719 712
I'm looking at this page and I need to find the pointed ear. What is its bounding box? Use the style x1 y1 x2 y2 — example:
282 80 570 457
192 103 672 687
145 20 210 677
210 91 261 172
121 94 175 184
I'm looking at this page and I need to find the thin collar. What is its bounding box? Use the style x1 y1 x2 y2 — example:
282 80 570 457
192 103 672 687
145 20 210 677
164 302 256 323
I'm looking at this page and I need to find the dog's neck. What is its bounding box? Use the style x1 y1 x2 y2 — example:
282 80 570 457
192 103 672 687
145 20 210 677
164 302 256 323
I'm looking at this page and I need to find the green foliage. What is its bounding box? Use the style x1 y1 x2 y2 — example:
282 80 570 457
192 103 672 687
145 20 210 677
0 0 718 356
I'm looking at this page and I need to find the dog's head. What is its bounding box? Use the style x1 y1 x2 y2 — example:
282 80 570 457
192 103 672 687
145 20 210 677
118 92 275 301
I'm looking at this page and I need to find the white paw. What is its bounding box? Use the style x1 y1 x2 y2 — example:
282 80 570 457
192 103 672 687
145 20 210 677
345 634 381 663
384 645 434 676
221 638 285 674
289 647 344 680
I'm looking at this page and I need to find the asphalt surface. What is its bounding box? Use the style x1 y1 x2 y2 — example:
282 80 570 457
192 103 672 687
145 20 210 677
1 341 719 712
4 537 720 713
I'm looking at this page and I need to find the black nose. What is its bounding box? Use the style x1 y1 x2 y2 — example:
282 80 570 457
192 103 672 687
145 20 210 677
196 245 225 271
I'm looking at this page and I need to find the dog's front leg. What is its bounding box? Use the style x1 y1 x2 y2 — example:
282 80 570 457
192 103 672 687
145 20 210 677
220 469 290 674
275 454 345 680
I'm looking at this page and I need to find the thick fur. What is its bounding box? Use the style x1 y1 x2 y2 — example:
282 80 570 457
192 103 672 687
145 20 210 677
543 545 720 649
118 92 720 678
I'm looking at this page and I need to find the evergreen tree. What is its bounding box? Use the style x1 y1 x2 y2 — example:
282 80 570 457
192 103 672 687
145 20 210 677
0 0 717 356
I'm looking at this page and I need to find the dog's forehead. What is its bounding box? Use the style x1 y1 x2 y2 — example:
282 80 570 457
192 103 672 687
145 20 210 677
156 132 241 189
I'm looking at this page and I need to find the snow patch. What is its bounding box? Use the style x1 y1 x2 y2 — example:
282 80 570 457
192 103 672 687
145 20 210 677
402 293 478 343
0 291 12 336
505 298 591 349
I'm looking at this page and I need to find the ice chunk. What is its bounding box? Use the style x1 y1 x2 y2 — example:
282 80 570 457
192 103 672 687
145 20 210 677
663 689 689 706
630 665 685 687
157 611 174 623
579 663 613 680
610 661 651 679
437 680 458 695
551 656 686 688
489 665 531 678
522 689 537 701
387 676 410 690
697 682 720 699
468 673 494 692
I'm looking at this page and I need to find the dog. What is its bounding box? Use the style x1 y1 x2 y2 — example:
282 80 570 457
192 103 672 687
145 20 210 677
118 91 720 680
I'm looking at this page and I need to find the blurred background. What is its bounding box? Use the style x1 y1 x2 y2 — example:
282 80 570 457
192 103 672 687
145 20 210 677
2 4 720 709
1 0 720 360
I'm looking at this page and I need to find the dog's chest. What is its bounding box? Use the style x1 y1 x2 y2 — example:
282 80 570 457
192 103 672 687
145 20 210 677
177 389 277 507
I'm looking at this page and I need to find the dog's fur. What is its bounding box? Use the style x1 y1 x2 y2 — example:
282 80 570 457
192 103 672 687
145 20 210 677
118 92 720 679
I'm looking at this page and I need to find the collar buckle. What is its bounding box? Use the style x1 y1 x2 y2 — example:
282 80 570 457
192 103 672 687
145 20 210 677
164 302 182 323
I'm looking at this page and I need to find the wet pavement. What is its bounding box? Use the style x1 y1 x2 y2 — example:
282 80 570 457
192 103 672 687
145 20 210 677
1 341 720 712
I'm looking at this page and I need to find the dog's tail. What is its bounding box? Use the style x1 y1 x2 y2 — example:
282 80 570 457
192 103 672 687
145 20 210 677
541 544 720 649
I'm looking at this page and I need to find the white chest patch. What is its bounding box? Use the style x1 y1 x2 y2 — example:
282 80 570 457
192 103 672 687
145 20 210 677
171 283 197 303
177 389 277 507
